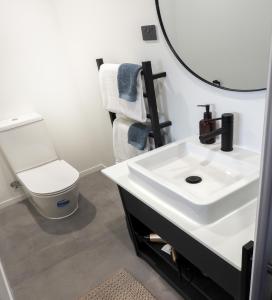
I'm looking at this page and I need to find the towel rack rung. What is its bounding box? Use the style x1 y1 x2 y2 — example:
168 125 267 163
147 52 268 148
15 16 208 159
152 72 167 80
148 121 172 138
109 112 116 124
96 58 104 70
159 121 172 129
141 71 167 80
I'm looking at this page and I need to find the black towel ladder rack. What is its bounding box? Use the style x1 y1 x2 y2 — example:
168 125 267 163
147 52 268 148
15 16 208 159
96 58 172 148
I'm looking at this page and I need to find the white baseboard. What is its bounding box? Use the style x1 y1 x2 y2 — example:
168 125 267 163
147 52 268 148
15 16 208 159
0 260 14 300
0 194 25 210
0 164 107 210
79 164 106 178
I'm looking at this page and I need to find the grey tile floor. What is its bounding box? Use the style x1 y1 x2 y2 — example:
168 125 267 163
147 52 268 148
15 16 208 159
0 172 182 300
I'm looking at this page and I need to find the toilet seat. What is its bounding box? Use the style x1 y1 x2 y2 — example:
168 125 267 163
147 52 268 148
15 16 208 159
31 181 79 197
17 160 79 196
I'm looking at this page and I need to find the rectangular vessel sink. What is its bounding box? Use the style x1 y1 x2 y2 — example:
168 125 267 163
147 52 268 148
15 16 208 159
128 138 260 224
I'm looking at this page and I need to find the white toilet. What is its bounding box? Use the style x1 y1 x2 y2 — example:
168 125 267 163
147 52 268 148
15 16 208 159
0 113 80 219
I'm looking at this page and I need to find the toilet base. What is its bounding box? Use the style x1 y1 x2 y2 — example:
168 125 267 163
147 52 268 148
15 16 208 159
26 184 80 219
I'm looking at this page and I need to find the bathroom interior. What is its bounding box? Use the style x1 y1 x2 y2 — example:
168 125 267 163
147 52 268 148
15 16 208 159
1 0 272 299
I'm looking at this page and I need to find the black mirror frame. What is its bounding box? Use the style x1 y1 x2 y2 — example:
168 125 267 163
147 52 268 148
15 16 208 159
155 0 266 92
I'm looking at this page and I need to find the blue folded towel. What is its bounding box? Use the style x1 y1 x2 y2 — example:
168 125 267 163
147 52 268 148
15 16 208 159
117 63 142 102
128 122 150 150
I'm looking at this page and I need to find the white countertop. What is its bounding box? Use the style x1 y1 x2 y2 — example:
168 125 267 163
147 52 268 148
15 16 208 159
102 140 258 271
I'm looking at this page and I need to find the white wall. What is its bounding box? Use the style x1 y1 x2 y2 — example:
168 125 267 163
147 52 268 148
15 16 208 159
0 0 114 205
0 0 266 205
51 0 266 149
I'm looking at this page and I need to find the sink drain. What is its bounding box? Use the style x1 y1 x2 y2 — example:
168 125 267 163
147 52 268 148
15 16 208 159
186 176 202 184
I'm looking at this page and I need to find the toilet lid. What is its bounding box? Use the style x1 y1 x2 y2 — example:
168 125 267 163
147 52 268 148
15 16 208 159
17 160 79 195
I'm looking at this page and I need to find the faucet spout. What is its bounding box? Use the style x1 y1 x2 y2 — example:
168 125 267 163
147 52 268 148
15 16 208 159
199 127 224 144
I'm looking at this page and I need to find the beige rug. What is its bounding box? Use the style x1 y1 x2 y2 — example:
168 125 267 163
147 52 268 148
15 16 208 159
78 269 156 300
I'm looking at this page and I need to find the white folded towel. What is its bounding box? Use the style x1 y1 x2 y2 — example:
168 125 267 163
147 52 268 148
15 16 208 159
113 117 148 163
99 64 147 123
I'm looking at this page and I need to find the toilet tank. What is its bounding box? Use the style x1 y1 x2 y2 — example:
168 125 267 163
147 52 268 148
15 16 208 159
0 113 58 173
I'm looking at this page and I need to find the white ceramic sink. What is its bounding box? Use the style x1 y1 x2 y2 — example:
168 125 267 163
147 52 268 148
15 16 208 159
128 137 260 224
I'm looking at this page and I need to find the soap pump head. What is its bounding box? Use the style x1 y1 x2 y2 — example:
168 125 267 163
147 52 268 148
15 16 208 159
197 104 212 120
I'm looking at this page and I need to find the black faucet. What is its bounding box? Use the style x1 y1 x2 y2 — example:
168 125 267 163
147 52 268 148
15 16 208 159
199 113 234 152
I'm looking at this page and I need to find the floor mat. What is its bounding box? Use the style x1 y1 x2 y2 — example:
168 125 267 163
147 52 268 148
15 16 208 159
78 269 156 300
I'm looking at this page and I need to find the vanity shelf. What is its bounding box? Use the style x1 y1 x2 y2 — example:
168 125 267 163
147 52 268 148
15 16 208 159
136 234 179 273
136 233 233 299
140 246 208 300
118 186 253 300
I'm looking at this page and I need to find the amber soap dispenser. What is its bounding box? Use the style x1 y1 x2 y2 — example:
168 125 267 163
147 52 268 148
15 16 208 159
197 104 215 144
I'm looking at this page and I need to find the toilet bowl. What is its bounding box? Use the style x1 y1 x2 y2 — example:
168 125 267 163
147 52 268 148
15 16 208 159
0 113 80 219
17 160 80 219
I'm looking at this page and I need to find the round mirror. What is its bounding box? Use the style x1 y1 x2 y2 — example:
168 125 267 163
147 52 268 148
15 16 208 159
156 0 272 91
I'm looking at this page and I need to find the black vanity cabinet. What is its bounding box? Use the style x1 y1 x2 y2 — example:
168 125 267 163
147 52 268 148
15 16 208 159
118 186 253 300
